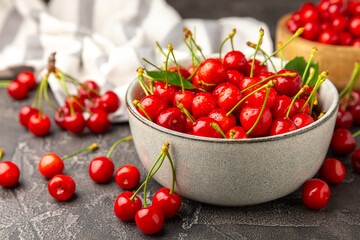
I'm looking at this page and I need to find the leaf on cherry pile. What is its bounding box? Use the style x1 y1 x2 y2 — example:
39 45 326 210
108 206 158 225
146 70 196 90
284 57 319 87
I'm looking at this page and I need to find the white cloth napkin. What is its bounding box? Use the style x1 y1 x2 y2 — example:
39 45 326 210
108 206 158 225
0 0 273 122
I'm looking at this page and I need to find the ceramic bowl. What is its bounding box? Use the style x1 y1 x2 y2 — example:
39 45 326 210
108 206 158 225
126 61 339 206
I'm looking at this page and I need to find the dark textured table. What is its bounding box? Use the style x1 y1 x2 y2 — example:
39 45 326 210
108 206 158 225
1 0 360 239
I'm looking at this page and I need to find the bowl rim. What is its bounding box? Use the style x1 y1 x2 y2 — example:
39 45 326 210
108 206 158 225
126 77 339 144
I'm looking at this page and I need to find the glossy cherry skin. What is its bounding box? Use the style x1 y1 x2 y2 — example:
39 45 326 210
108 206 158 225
272 95 296 119
330 129 356 155
99 91 120 113
197 58 227 85
299 86 319 105
212 82 233 98
302 22 320 40
291 113 314 129
342 90 360 110
293 99 310 115
349 16 360 37
17 71 36 90
222 51 247 72
225 126 249 139
240 106 272 137
54 106 69 129
320 21 331 31
168 66 191 79
225 70 243 86
63 112 86 134
331 15 347 31
243 59 267 77
302 179 330 210
269 117 297 136
115 164 140 189
19 105 39 127
153 82 177 106
348 0 360 16
208 108 236 133
238 77 262 95
335 109 354 129
243 87 277 109
7 80 28 100
216 84 243 112
287 18 302 33
351 104 360 125
191 92 217 119
156 108 186 132
319 158 346 184
28 113 51 137
353 38 360 47
338 31 353 46
38 153 64 178
78 80 100 99
318 29 339 44
173 91 195 112
0 161 20 187
192 117 223 138
65 95 85 113
48 174 76 201
152 188 182 219
317 0 330 20
300 2 319 22
135 205 164 235
139 95 169 122
89 157 114 183
351 149 360 172
114 191 142 221
86 109 110 134
274 69 301 97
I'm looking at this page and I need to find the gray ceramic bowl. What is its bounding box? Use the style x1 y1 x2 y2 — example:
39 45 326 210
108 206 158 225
126 68 339 206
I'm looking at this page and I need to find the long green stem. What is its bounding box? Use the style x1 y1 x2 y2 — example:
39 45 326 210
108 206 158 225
300 71 327 112
250 28 264 78
0 81 11 87
286 85 308 118
169 44 185 93
183 38 201 65
176 101 194 122
142 57 161 71
165 46 171 88
0 149 3 162
246 87 270 136
32 82 42 108
133 100 152 121
106 136 132 158
302 47 317 84
240 72 296 93
246 41 276 72
166 152 176 194
278 42 284 69
340 62 360 109
353 130 360 138
61 143 98 161
210 122 227 138
38 74 49 119
43 79 58 111
305 67 316 85
137 74 149 96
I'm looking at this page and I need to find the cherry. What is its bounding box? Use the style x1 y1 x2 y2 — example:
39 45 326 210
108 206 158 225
191 92 217 118
302 21 320 40
197 58 227 85
187 65 197 76
185 117 193 132
331 15 347 31
291 113 314 129
302 179 330 210
299 86 319 104
156 108 186 132
318 29 339 44
192 117 223 138
335 109 354 129
65 95 85 113
0 150 20 188
115 164 140 189
287 18 302 33
54 106 69 129
291 11 302 22
222 51 247 72
78 80 100 99
17 71 36 90
152 188 182 219
320 21 331 31
269 117 297 136
153 82 177 106
114 191 142 221
208 108 236 133
258 72 275 83
89 157 114 183
300 2 319 23
28 113 51 136
239 77 262 95
168 66 191 79
7 80 28 100
349 16 360 37
353 38 360 47
216 84 243 112
317 0 331 19
173 91 194 113
225 70 244 86
274 69 301 97
48 174 76 201
64 112 86 134
240 106 272 137
330 128 356 155
343 90 360 109
348 1 360 16
319 158 346 184
243 87 277 109
272 95 296 119
243 59 267 77
351 149 360 172
212 82 233 98
135 205 164 235
225 126 249 139
99 91 120 113
39 153 63 178
19 105 39 127
86 109 110 134
328 1 346 18
293 99 310 115
138 95 169 122
351 104 360 125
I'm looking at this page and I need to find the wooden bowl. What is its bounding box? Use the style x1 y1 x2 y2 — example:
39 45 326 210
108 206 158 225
276 14 360 90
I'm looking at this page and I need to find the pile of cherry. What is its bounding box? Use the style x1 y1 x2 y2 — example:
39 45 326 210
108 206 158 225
287 0 360 46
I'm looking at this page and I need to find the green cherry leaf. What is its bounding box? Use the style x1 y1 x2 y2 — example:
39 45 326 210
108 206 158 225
284 56 319 87
146 70 196 89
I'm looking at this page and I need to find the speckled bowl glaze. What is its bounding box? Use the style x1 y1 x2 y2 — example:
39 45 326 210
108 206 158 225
126 64 339 206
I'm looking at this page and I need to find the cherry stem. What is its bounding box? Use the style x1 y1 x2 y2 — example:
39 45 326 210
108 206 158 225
169 44 185 93
166 152 176 195
136 68 150 96
339 61 360 110
210 122 227 138
38 73 49 119
187 64 201 81
0 149 3 162
0 81 11 87
133 100 152 122
246 86 271 136
61 143 98 161
32 82 42 108
260 27 304 66
176 101 194 122
302 47 317 83
278 42 284 69
43 79 58 111
63 72 101 97
142 57 161 71
250 28 264 78
155 41 182 68
219 28 236 61
240 72 296 93
339 61 360 98
229 129 235 139
305 67 316 85
285 84 309 118
183 38 201 65
165 46 171 88
246 41 277 72
352 130 360 138
300 71 327 112
106 136 132 159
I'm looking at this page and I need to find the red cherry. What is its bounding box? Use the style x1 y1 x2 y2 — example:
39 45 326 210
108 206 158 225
351 149 360 172
320 21 331 31
225 69 243 86
19 105 39 127
114 191 142 221
17 71 36 90
353 38 360 47
302 179 330 210
302 21 320 40
225 126 249 139
152 188 182 219
351 104 360 125
156 108 186 132
293 99 310 115
86 109 110 134
48 174 76 201
115 164 140 189
89 157 114 183
54 106 69 129
319 158 346 184
7 80 28 100
272 95 296 119
328 1 346 18
191 92 217 119
138 95 169 122
287 18 302 33
187 65 197 76
342 90 360 109
168 66 191 79
208 108 236 133
239 77 262 95
318 29 339 44
243 87 277 109
269 117 297 136
212 82 233 98
153 82 177 106
135 205 164 235
299 86 319 104
291 113 314 129
331 15 347 31
65 95 85 113
64 112 86 134
347 0 360 16
274 69 301 97
335 109 354 129
258 72 275 82
192 117 223 138
300 2 319 23
38 153 64 178
330 128 356 155
240 106 272 137
28 113 51 137
78 80 100 99
349 16 360 37
173 91 194 112
291 11 302 22
99 91 120 113
222 51 247 72
0 161 20 187
197 58 227 85
216 84 243 112
317 0 331 19
243 59 267 77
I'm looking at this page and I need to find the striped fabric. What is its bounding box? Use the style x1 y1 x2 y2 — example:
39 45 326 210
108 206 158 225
0 0 272 122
